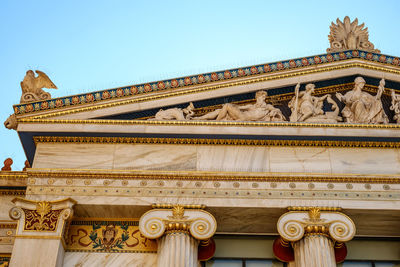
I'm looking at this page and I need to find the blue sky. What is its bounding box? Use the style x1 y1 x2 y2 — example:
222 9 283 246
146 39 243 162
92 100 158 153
1 0 400 170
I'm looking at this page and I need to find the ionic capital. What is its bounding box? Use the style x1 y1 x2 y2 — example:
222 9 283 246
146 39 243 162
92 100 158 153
139 204 217 240
9 197 76 238
277 207 355 243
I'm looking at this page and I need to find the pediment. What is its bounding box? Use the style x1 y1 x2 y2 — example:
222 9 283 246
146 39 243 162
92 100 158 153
9 50 400 164
12 50 400 122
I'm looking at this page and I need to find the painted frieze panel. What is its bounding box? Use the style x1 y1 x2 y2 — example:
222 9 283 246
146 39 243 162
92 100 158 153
65 219 157 253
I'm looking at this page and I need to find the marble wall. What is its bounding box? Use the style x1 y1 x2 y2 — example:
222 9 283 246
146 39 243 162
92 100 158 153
33 143 400 175
63 252 157 267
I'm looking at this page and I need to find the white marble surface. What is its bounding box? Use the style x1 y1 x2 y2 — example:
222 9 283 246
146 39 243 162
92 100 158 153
10 238 64 267
33 142 400 175
63 252 157 267
114 144 196 170
0 195 17 220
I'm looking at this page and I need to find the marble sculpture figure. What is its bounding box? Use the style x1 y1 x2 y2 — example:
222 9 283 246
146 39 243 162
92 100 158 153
289 83 341 123
336 77 388 124
390 89 400 123
327 16 380 53
151 102 195 121
193 90 285 122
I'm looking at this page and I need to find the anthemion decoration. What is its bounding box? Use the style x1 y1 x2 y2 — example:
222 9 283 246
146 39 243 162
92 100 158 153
1 16 400 267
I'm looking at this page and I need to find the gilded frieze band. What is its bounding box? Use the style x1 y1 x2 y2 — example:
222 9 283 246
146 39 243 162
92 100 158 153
26 169 400 184
33 136 400 148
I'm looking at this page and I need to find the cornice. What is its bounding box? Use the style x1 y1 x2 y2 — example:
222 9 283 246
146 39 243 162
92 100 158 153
26 169 400 184
0 172 28 179
13 54 400 119
33 136 400 148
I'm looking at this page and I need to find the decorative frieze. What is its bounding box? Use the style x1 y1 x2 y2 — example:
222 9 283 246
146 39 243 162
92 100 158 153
65 219 157 253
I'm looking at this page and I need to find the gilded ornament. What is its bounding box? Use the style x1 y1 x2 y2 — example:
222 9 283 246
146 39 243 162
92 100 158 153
171 205 185 220
308 208 321 221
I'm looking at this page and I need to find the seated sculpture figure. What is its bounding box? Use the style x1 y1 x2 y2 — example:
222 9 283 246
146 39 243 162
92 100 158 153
336 77 388 124
193 91 285 122
289 83 341 123
390 89 400 123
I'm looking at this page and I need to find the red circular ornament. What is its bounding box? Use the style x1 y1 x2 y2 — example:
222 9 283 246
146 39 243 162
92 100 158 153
198 238 216 261
273 237 294 262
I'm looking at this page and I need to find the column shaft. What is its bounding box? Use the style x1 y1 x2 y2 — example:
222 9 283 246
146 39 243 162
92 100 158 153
293 235 335 267
157 232 199 267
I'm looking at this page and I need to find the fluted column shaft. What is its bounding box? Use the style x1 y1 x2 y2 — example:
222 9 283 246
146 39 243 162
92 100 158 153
293 235 335 267
277 208 355 267
158 232 199 267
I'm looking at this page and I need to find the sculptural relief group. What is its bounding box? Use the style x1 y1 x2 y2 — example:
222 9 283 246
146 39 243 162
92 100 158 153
151 76 400 125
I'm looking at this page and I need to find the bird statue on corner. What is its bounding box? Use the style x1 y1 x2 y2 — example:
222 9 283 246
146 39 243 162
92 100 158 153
20 70 57 103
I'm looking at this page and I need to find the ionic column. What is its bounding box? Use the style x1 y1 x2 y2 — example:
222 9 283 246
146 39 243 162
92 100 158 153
276 207 355 267
139 204 217 267
9 197 76 267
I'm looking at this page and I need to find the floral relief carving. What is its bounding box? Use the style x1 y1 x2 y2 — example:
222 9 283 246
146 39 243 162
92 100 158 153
22 202 62 231
327 16 380 53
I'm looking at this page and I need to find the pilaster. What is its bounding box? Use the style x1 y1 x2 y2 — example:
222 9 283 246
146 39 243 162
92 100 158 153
8 197 76 267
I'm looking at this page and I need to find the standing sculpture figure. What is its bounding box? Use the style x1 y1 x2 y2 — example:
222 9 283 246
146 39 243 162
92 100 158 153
336 77 388 124
193 91 285 122
390 89 400 123
289 83 341 123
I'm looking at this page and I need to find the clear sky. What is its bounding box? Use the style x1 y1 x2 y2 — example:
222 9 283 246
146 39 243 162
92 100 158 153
1 0 400 170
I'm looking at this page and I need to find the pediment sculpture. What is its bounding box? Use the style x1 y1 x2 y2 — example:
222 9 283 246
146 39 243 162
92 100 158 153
149 91 285 122
327 16 380 53
289 83 342 123
192 91 285 122
390 89 400 123
148 77 395 125
336 77 388 124
20 70 57 103
151 102 195 121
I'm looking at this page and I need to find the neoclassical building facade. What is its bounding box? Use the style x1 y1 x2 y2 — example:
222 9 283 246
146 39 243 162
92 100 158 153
1 17 400 267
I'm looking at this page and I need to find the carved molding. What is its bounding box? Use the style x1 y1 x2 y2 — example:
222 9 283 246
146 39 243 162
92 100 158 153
9 197 76 238
277 207 355 243
139 205 216 240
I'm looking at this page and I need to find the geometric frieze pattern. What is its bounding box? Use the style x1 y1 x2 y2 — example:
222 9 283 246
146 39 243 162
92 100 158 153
26 178 400 201
65 219 157 253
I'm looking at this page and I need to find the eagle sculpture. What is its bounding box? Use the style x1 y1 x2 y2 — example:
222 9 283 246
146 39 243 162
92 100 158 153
20 70 57 103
